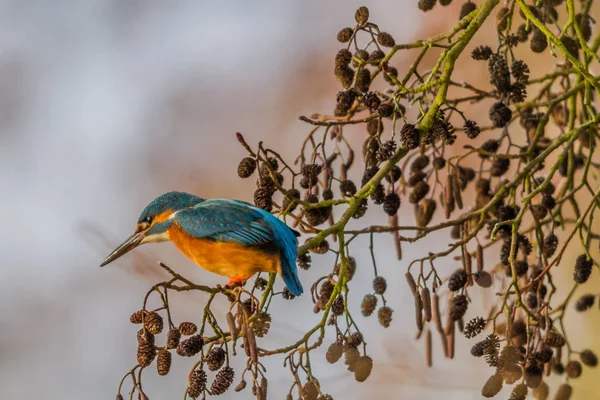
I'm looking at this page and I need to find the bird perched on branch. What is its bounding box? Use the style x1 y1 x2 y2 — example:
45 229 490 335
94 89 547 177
100 191 303 296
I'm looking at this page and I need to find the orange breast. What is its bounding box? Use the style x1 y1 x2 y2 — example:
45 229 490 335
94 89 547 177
169 224 280 278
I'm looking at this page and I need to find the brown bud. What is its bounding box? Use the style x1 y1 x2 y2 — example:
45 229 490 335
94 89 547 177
421 288 432 322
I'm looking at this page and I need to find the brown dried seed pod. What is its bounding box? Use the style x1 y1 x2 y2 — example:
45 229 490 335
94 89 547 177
361 294 377 316
345 346 360 370
524 363 543 388
421 288 432 322
378 306 393 328
137 328 155 346
301 381 319 400
130 310 146 324
211 366 235 395
188 369 207 399
237 157 256 178
416 198 436 227
481 373 503 397
143 312 164 335
166 329 181 349
176 335 204 357
157 349 172 376
566 360 582 378
449 295 468 321
137 343 156 367
355 6 369 25
448 269 468 291
326 342 344 364
179 322 198 336
116 394 124 400
544 330 566 348
509 383 528 400
205 347 226 371
354 356 373 382
579 349 598 367
532 381 549 400
475 271 492 288
554 384 572 400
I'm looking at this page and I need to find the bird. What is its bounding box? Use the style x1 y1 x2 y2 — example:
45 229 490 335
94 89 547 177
100 191 303 296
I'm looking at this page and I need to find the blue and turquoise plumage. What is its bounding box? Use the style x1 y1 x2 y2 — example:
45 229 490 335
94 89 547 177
102 191 303 296
173 199 303 296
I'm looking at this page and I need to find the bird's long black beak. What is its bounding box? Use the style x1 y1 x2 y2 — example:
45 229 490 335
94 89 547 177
100 231 145 267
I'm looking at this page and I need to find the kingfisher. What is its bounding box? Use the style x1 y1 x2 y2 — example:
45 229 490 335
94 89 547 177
100 191 303 296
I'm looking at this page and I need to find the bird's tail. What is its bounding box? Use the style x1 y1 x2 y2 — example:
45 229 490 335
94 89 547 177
279 249 303 296
271 221 303 296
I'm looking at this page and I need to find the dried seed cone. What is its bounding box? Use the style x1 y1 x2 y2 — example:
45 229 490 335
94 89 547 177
353 356 373 382
211 366 235 395
416 198 436 227
378 306 393 328
355 6 369 25
377 32 395 47
373 276 387 295
137 343 156 367
463 317 485 338
524 363 542 388
580 349 598 367
554 383 572 400
565 360 582 378
188 369 207 399
302 381 319 400
418 0 436 11
400 124 419 150
116 394 124 400
179 322 198 336
143 312 163 335
574 254 593 283
157 349 172 376
137 328 155 346
361 294 377 316
165 328 181 349
326 342 344 364
450 295 468 321
544 330 566 348
130 310 146 324
533 381 549 400
509 383 528 400
177 335 204 357
448 269 468 291
481 373 503 397
337 27 353 43
237 157 256 178
383 192 400 216
459 1 477 20
206 347 226 371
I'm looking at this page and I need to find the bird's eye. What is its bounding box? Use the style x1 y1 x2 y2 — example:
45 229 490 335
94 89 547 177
139 216 153 230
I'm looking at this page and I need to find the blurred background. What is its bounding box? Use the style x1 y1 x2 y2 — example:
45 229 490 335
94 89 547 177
0 0 597 399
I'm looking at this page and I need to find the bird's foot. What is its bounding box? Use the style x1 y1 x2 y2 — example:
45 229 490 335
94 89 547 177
225 275 251 290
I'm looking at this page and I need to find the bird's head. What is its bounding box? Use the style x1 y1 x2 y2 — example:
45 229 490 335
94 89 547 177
100 191 204 267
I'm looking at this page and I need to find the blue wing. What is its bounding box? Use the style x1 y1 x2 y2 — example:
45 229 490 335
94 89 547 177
174 199 274 246
174 199 303 295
